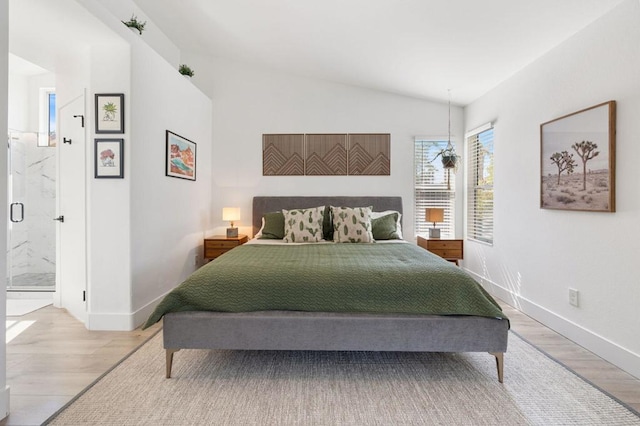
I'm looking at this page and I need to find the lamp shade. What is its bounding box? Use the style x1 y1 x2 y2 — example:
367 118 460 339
425 208 444 224
222 207 241 222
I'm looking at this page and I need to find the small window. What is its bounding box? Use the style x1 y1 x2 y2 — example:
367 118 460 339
38 88 56 147
466 125 494 244
414 138 455 238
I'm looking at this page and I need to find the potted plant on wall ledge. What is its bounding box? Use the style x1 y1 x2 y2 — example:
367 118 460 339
122 15 146 35
179 64 195 79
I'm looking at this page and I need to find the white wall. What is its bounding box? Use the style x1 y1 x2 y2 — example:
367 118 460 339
76 4 213 330
7 73 28 131
1 0 10 419
464 0 640 378
93 0 181 68
183 54 465 239
86 41 132 328
128 40 212 326
8 72 54 132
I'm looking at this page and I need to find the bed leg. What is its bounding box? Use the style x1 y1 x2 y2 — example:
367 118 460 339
489 352 504 383
166 348 180 378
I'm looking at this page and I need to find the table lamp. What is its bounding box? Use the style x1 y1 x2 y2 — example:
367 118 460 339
425 208 444 239
222 207 240 238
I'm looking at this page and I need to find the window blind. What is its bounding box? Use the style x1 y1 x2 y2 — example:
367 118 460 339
414 139 455 238
466 126 494 244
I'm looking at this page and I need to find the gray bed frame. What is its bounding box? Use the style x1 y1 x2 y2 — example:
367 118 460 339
163 196 509 382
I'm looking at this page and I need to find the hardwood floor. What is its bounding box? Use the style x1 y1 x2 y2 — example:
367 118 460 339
1 300 639 425
499 301 640 413
2 304 161 426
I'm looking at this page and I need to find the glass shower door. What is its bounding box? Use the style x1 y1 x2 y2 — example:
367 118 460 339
7 131 57 291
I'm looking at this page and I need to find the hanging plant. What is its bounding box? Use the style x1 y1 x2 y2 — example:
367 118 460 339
179 64 195 77
122 15 146 35
428 90 460 189
433 146 459 170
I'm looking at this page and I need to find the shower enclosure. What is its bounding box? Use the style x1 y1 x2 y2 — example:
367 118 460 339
7 131 56 291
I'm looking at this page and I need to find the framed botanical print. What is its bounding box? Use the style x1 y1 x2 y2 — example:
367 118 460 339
95 93 124 134
95 138 124 178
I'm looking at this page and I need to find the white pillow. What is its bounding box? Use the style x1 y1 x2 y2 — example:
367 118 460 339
282 206 325 243
370 210 403 239
331 206 374 243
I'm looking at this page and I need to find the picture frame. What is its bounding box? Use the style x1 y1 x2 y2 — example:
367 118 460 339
540 100 616 212
95 138 124 179
95 93 124 134
166 130 197 181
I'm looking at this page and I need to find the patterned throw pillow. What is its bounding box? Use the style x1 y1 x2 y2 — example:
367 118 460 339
331 206 374 243
282 206 325 243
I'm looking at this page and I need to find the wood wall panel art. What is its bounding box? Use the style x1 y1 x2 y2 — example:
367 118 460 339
305 134 348 175
348 133 390 175
262 133 390 176
263 134 305 176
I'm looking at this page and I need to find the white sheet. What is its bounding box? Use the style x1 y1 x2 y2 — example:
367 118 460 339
246 238 408 246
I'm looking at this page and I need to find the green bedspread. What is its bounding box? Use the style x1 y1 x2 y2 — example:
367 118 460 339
143 243 507 329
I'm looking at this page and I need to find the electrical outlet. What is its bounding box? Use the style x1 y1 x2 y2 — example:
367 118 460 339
569 288 579 307
194 255 200 266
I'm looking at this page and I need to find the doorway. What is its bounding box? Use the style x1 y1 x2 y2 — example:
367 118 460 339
7 129 57 292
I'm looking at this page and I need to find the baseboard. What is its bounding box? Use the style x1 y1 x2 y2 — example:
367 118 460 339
86 291 169 331
132 291 170 329
465 268 640 380
6 291 54 300
0 386 9 421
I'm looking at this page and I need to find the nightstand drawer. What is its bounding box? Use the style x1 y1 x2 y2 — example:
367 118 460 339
426 240 462 251
205 240 240 250
428 248 463 259
204 248 231 259
416 236 464 265
203 235 248 260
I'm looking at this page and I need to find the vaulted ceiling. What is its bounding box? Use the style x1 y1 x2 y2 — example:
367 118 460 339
133 0 626 105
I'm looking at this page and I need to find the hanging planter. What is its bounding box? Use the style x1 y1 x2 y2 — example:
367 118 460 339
440 152 458 169
428 89 459 189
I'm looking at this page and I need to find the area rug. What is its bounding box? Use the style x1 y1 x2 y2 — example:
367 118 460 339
6 299 52 316
44 331 640 425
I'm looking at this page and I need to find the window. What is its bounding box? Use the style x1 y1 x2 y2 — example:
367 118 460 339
466 124 494 244
414 138 455 238
38 88 56 147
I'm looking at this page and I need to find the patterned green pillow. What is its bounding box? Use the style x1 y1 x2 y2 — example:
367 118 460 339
331 206 374 243
282 206 325 243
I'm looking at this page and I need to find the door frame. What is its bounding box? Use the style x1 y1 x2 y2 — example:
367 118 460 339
54 90 88 323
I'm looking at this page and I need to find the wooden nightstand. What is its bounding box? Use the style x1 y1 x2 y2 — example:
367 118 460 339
204 235 248 260
417 235 464 266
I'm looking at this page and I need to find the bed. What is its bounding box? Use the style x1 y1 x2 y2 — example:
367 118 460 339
146 196 509 382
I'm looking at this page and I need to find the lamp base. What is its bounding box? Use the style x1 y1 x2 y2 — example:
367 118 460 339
226 227 238 238
428 228 441 239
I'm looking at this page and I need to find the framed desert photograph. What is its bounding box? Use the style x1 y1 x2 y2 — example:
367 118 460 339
95 93 124 134
166 130 196 181
540 101 616 212
95 138 124 178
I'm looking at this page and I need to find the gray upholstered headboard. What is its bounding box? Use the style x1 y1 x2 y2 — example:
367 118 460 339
252 196 403 236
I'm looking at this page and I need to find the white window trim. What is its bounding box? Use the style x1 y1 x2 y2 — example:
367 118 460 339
465 123 494 246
